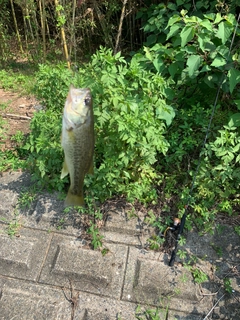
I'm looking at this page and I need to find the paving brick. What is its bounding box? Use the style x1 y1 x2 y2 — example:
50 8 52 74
72 290 137 320
0 190 18 220
102 208 153 247
20 193 83 236
0 225 51 281
122 247 212 315
39 234 128 298
101 229 151 247
104 209 149 236
0 171 26 186
0 277 72 320
185 225 240 263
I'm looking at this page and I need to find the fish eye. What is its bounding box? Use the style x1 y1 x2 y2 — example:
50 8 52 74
84 98 91 105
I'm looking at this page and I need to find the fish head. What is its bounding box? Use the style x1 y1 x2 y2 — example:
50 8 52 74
63 85 92 128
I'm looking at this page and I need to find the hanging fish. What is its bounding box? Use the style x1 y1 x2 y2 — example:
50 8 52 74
61 85 94 206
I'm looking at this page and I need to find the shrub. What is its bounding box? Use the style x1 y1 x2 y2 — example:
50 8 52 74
23 47 174 203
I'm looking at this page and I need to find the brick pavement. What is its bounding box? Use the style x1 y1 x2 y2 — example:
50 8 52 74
0 171 239 320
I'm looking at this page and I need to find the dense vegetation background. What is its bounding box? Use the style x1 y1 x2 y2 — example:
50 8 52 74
0 0 240 238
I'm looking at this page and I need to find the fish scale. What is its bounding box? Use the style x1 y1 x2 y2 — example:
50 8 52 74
61 85 94 206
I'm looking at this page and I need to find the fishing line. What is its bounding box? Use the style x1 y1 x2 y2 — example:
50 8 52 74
168 12 240 267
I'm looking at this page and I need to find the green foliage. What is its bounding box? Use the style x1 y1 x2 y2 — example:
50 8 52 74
0 63 34 94
193 118 240 224
135 305 169 320
234 226 240 236
17 188 37 210
224 278 233 294
79 47 174 203
6 218 21 238
190 267 208 284
33 64 73 110
23 109 66 191
87 222 104 250
24 47 173 203
76 195 104 250
1 1 240 238
135 4 240 231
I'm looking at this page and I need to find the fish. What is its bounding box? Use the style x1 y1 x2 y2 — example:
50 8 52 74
61 85 94 206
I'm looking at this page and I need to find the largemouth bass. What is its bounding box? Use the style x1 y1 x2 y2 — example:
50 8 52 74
61 85 94 206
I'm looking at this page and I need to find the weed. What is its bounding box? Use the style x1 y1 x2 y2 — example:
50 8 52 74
234 226 240 236
0 102 9 110
17 188 37 210
211 243 223 258
188 266 208 285
87 222 104 250
126 207 138 219
0 69 35 94
7 219 21 237
135 305 170 320
11 130 25 145
147 235 164 251
178 249 187 260
224 278 233 294
179 273 189 283
57 217 66 230
74 195 105 251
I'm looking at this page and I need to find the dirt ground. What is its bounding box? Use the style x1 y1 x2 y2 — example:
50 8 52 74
0 88 38 151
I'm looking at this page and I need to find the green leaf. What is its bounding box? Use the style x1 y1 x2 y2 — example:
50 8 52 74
168 62 179 78
180 25 195 47
216 21 232 44
156 105 175 126
228 69 240 93
217 45 229 58
153 57 164 73
225 13 236 25
200 19 213 31
211 56 226 67
144 47 153 61
200 65 211 73
166 15 181 28
166 23 181 40
234 100 240 111
229 113 240 127
187 55 202 77
214 13 223 24
204 13 215 21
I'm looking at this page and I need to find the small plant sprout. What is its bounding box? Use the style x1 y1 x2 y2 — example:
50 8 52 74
7 219 21 237
224 278 234 294
17 188 37 210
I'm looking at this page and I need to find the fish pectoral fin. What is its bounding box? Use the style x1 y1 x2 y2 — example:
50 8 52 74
60 160 69 179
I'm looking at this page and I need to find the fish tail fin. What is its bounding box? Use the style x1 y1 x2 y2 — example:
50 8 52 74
61 160 69 179
65 192 85 207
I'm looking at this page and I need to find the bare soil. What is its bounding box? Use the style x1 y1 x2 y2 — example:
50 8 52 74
0 88 38 151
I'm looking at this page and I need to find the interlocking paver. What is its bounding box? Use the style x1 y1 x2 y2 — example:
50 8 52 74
39 233 128 298
20 193 82 236
0 189 18 220
0 171 239 320
0 224 51 280
122 246 212 314
0 277 72 320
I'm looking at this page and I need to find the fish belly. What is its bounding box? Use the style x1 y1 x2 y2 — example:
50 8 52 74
61 121 94 206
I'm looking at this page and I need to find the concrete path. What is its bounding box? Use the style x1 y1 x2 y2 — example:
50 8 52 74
0 171 239 320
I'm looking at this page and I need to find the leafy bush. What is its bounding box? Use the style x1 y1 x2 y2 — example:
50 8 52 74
23 47 174 203
23 110 66 191
33 63 73 110
135 4 240 229
13 3 240 233
78 47 174 203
